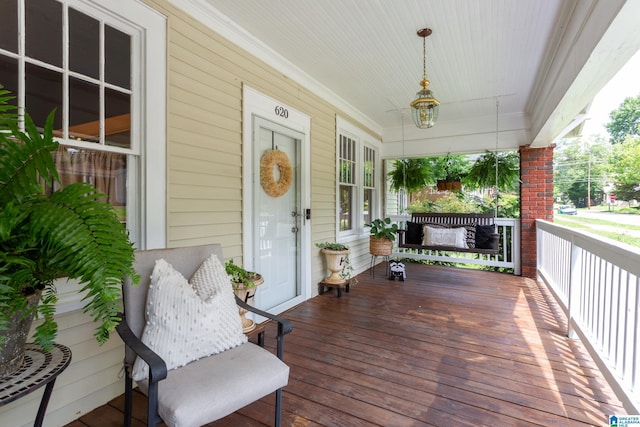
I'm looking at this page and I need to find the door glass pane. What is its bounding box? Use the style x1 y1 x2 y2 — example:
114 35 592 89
0 0 18 53
69 77 99 142
105 25 131 89
26 0 62 67
105 88 130 148
0 56 19 103
25 63 62 135
69 7 99 79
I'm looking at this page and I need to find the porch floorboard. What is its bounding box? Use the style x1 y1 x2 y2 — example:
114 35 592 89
67 263 626 426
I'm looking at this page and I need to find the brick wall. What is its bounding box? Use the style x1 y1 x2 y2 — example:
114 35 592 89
519 145 555 278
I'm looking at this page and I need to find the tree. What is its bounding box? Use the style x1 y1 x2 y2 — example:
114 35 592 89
554 138 610 207
605 95 640 144
608 136 640 200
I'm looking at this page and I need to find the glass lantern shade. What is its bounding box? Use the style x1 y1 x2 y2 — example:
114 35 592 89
410 79 440 129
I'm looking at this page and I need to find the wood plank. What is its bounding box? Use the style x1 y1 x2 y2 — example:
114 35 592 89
65 263 627 427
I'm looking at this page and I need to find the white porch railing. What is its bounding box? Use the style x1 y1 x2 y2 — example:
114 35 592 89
537 219 640 413
389 216 521 275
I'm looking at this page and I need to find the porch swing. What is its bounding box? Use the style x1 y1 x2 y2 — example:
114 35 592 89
396 101 501 255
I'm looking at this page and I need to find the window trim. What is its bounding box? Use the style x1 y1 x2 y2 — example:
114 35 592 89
335 116 381 243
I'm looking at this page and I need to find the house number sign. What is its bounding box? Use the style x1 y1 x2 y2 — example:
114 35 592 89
274 105 289 118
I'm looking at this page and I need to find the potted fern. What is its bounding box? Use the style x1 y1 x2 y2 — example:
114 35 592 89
0 87 137 377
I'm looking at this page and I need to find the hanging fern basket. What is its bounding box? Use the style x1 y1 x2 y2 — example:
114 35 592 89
437 180 462 191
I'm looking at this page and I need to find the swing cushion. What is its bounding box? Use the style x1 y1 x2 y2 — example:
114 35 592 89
475 225 496 249
405 221 424 244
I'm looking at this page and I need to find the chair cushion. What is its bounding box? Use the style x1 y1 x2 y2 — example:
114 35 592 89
131 254 247 381
136 343 290 427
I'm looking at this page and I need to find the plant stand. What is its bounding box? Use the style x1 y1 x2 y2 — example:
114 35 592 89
369 254 389 278
0 343 71 427
318 280 350 298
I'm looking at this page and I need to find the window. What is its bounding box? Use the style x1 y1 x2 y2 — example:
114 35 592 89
339 134 356 232
336 117 381 240
0 0 166 249
363 146 375 225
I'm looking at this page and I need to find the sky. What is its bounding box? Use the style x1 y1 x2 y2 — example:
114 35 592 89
581 49 640 138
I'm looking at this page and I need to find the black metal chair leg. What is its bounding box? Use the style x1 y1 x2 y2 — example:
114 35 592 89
124 370 133 427
275 388 283 427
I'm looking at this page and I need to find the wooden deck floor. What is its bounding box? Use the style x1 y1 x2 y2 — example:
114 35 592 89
66 263 626 426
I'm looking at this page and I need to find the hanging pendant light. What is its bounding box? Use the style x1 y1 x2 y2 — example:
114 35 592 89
410 28 440 128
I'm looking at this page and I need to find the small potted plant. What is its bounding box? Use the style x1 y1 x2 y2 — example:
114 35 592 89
367 218 398 256
315 242 352 285
0 87 137 377
224 260 263 332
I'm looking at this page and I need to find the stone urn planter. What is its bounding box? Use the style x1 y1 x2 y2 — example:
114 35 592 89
233 274 264 333
319 248 350 285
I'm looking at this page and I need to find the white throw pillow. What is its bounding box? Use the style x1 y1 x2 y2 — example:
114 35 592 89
131 254 247 381
423 225 468 248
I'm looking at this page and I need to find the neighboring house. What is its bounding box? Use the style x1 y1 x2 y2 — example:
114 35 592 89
1 0 639 425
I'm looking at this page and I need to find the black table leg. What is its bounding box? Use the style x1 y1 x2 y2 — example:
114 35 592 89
34 379 57 427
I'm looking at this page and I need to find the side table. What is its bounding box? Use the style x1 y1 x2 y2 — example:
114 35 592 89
0 343 72 427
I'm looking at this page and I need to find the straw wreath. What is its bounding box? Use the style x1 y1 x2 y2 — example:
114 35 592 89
260 149 292 197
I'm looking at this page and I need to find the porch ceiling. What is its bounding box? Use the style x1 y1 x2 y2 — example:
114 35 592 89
194 0 640 156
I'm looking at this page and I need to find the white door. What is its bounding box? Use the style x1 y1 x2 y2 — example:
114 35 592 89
253 117 302 311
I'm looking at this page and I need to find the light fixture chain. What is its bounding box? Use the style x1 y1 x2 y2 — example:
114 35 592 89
423 36 427 79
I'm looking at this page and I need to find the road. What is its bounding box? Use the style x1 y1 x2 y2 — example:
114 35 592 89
573 209 640 226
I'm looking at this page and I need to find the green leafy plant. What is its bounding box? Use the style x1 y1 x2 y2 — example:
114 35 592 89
366 218 398 241
224 259 260 289
315 242 349 251
0 86 137 351
464 151 520 191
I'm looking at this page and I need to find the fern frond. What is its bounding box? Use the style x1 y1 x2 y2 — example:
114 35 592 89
0 110 59 205
28 182 135 343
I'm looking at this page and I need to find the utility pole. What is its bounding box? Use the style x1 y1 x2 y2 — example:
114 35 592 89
587 154 591 209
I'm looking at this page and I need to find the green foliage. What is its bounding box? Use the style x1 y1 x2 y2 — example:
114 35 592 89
366 218 398 241
224 259 259 289
0 86 137 351
315 242 349 251
388 155 472 194
605 94 640 144
408 191 520 218
387 158 435 193
464 151 520 191
609 136 640 200
439 154 471 181
553 138 610 207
